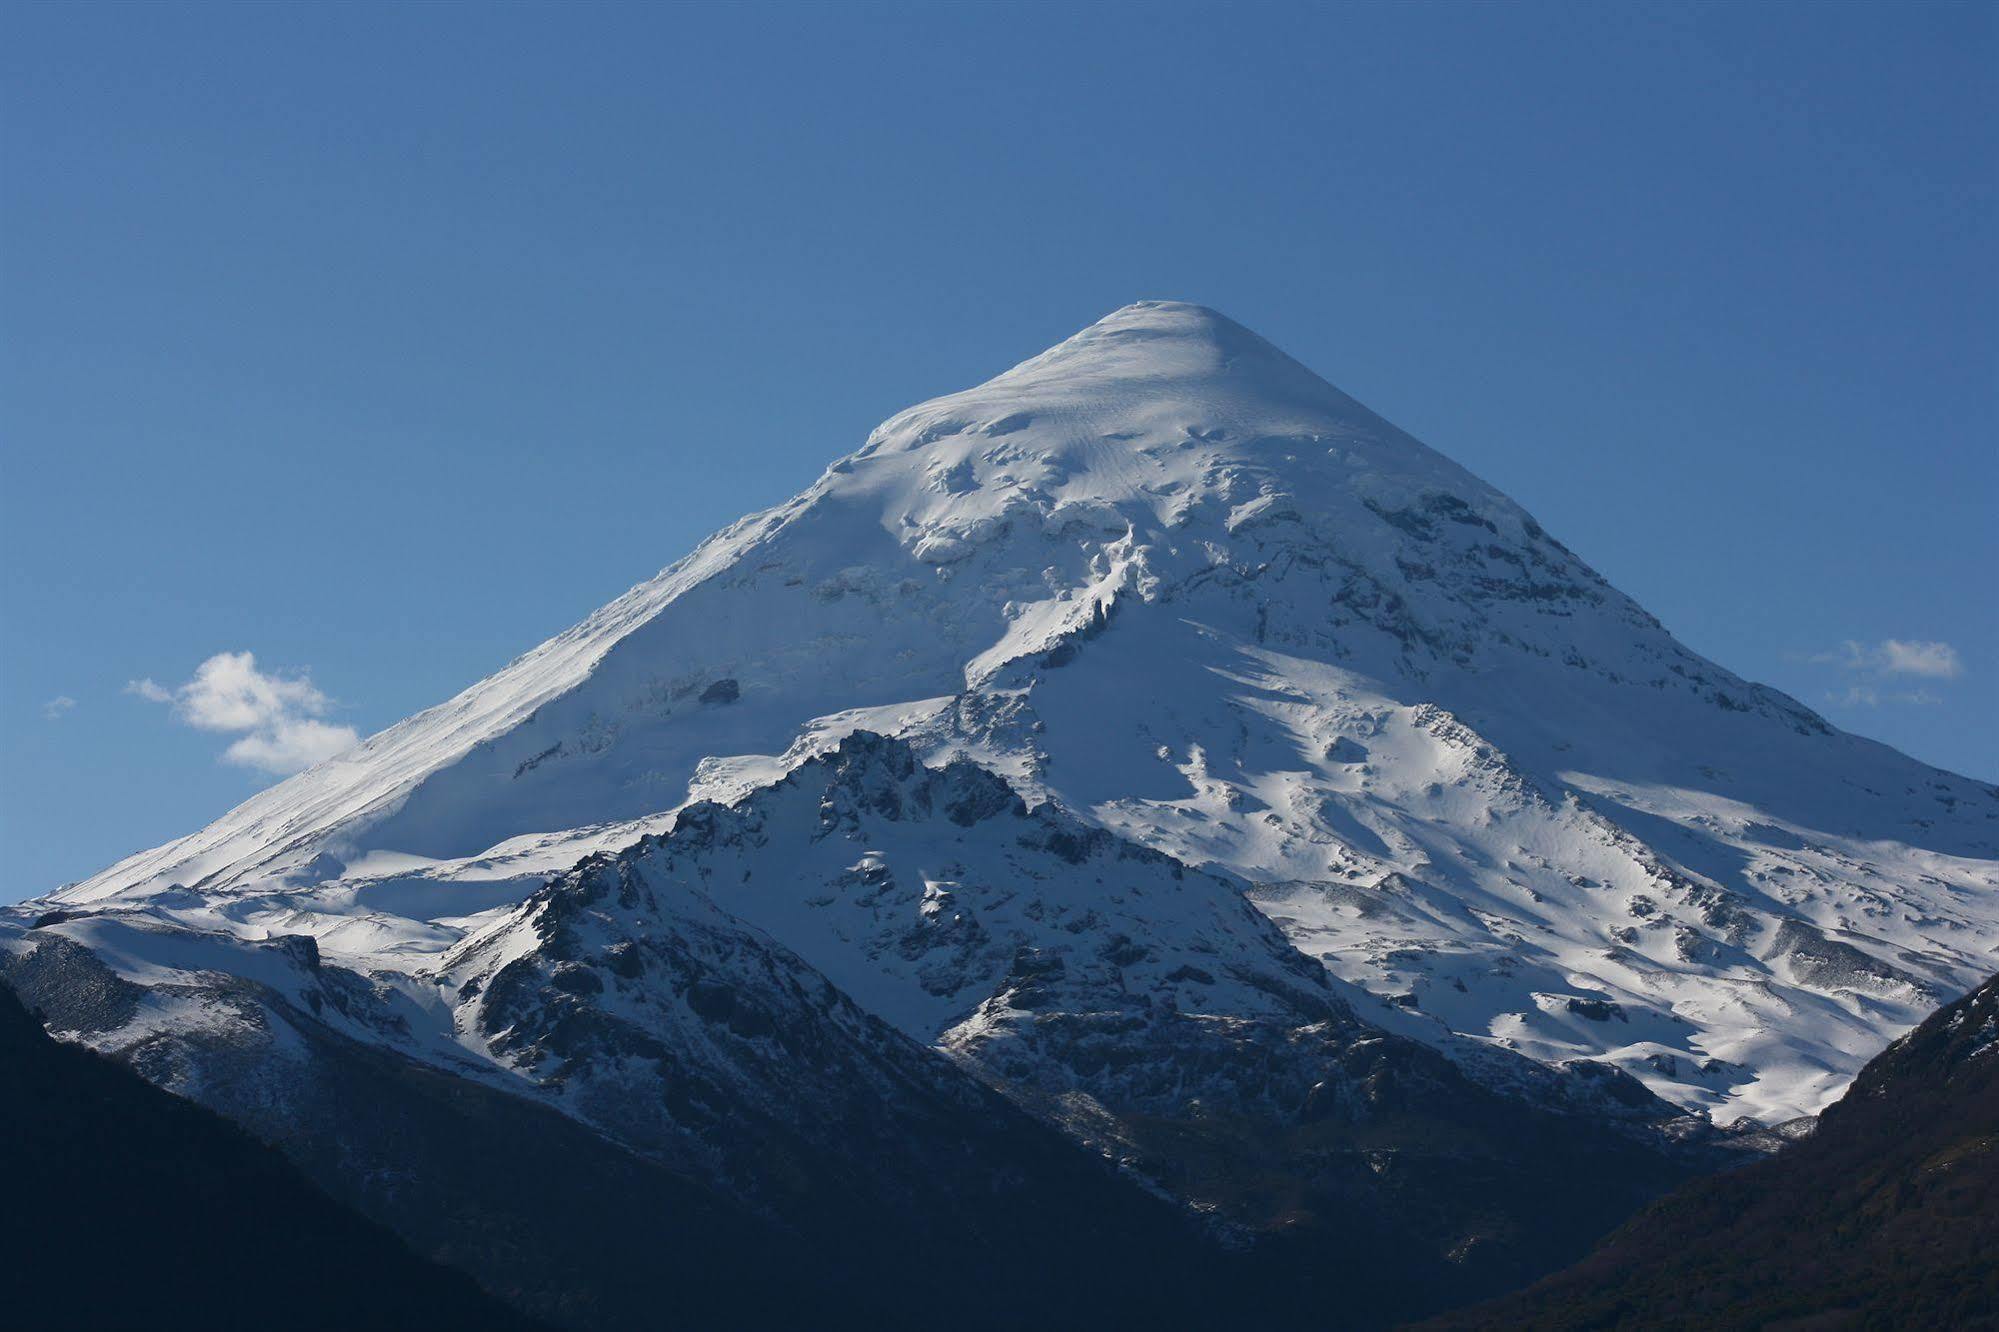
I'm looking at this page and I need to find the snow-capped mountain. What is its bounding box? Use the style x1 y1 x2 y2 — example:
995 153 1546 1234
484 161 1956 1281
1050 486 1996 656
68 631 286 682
26 300 1994 1129
16 300 1995 1326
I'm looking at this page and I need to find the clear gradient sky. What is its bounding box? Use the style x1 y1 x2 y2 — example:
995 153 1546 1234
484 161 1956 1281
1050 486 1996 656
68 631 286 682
3 0 1994 901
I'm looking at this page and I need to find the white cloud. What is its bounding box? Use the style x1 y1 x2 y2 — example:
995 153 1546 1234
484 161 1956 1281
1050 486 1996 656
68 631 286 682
1812 638 1964 708
168 651 335 734
220 719 363 773
128 651 360 774
1875 639 1962 679
42 695 77 721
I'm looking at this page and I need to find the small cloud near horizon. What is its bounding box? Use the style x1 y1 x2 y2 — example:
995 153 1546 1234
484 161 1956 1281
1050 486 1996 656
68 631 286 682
1811 637 1963 708
1814 638 1963 679
42 695 77 721
127 651 360 775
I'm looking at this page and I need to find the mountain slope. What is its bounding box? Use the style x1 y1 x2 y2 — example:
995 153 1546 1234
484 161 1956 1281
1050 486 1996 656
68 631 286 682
35 301 1996 1126
0 864 1282 1331
0 980 543 1332
1425 970 1999 1330
555 732 1743 1312
2 734 1728 1327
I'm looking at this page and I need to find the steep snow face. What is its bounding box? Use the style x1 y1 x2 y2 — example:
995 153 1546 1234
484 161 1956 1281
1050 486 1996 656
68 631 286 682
31 301 1999 1123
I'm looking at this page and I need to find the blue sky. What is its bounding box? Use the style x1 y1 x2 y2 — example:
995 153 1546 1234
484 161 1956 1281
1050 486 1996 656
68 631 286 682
3 0 1993 900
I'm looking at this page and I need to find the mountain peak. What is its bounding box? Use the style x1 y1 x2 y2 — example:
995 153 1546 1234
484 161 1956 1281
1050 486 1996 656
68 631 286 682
985 300 1342 405
851 296 1455 520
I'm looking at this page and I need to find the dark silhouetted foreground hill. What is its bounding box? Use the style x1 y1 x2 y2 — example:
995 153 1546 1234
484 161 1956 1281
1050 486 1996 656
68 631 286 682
0 980 541 1330
1423 972 1999 1331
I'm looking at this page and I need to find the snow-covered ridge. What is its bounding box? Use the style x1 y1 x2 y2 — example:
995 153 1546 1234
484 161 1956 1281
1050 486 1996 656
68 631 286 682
19 300 1999 1124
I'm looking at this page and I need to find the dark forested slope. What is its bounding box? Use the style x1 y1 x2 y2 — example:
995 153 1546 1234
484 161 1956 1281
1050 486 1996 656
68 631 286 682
0 981 540 1330
1424 972 1999 1330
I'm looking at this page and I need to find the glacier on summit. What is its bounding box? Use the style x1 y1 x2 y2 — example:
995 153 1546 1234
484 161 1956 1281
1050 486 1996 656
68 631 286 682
13 300 1997 1134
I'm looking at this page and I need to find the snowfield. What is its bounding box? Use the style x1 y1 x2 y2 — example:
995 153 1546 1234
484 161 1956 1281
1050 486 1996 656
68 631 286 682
10 300 1996 1133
